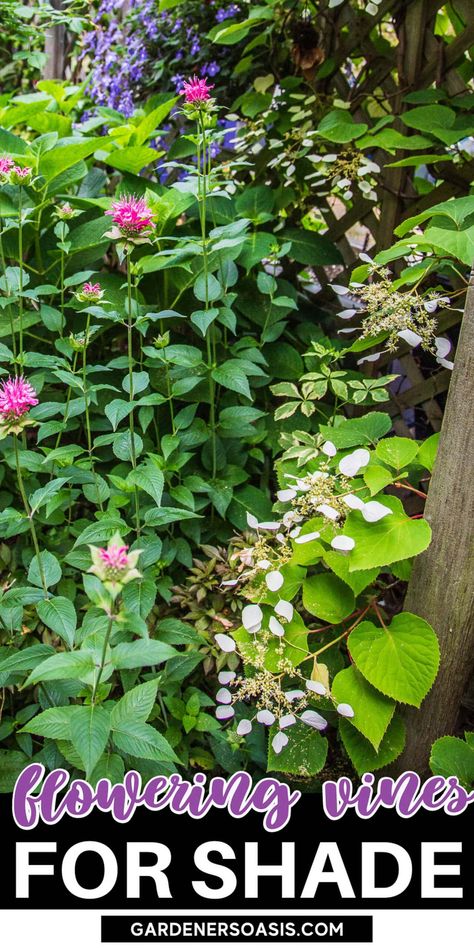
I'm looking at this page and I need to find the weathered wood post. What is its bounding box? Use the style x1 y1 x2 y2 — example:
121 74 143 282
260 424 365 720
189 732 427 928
392 268 474 775
43 0 66 81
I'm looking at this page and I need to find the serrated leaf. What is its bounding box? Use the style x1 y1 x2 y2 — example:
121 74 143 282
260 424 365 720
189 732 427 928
36 597 77 649
375 437 419 470
430 735 474 790
70 705 111 777
267 721 328 776
111 639 177 669
129 463 164 506
339 715 406 776
332 666 395 749
25 650 96 686
349 612 440 707
344 495 431 571
20 705 81 739
302 573 354 623
110 681 158 728
112 720 179 763
319 413 392 448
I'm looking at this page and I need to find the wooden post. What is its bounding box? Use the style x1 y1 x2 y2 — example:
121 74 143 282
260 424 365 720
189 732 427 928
391 269 474 775
43 0 66 81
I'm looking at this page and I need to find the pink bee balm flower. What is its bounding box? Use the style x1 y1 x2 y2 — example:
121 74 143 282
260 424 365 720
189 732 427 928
88 531 142 593
83 282 101 295
105 195 155 237
0 156 14 177
0 376 38 420
180 75 214 105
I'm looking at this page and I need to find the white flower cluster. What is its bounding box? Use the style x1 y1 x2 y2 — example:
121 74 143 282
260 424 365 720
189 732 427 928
214 444 393 754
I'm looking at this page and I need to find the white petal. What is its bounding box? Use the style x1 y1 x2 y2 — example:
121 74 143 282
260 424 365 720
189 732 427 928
237 719 252 736
434 336 451 359
216 687 232 705
362 500 392 522
331 535 355 551
301 709 328 730
316 504 339 521
257 709 275 726
322 440 337 457
265 570 284 591
331 284 350 294
258 521 281 531
271 731 289 754
242 604 263 632
338 308 357 320
289 526 301 539
279 714 297 729
277 488 297 502
257 559 271 569
344 493 365 510
269 615 285 637
221 579 238 586
338 448 370 477
337 703 354 718
275 600 294 622
366 1 378 13
216 705 235 721
285 691 305 702
424 299 438 313
398 329 423 348
295 530 321 543
357 352 382 365
437 356 454 371
359 253 373 264
215 633 236 653
246 512 259 529
276 533 286 544
306 680 327 695
218 671 236 685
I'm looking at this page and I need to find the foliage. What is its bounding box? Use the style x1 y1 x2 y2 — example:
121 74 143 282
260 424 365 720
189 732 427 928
0 0 472 789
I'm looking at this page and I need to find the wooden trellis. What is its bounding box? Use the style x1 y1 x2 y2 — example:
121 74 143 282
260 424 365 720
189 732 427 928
306 0 474 434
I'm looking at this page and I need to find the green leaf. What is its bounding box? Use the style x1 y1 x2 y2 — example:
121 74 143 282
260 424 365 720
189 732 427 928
339 715 406 776
144 506 201 527
332 666 395 750
121 578 156 619
193 273 222 303
349 612 440 707
0 644 55 686
112 720 179 763
73 518 128 547
70 706 111 777
21 705 80 739
212 360 251 399
111 639 177 669
430 735 474 790
319 413 392 448
267 722 328 776
317 109 368 143
157 618 202 645
28 551 62 589
302 573 354 624
417 432 439 472
283 227 342 266
110 681 158 728
375 437 419 470
0 750 28 792
363 464 394 496
164 652 204 682
25 650 96 686
89 752 125 786
39 139 100 181
343 495 431 571
234 607 308 674
129 463 164 506
29 478 69 514
36 597 77 649
106 146 159 174
322 551 378 597
235 186 274 222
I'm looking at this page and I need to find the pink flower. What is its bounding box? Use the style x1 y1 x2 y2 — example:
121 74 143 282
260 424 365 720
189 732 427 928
88 531 142 592
10 166 33 185
0 156 14 177
83 282 101 295
0 376 38 420
99 543 130 573
105 195 155 237
180 76 214 105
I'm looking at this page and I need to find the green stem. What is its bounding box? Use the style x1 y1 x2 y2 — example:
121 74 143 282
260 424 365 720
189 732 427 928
126 258 141 536
0 220 17 367
14 436 48 597
82 320 104 512
91 614 114 703
199 116 217 480
55 352 78 450
18 187 24 371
